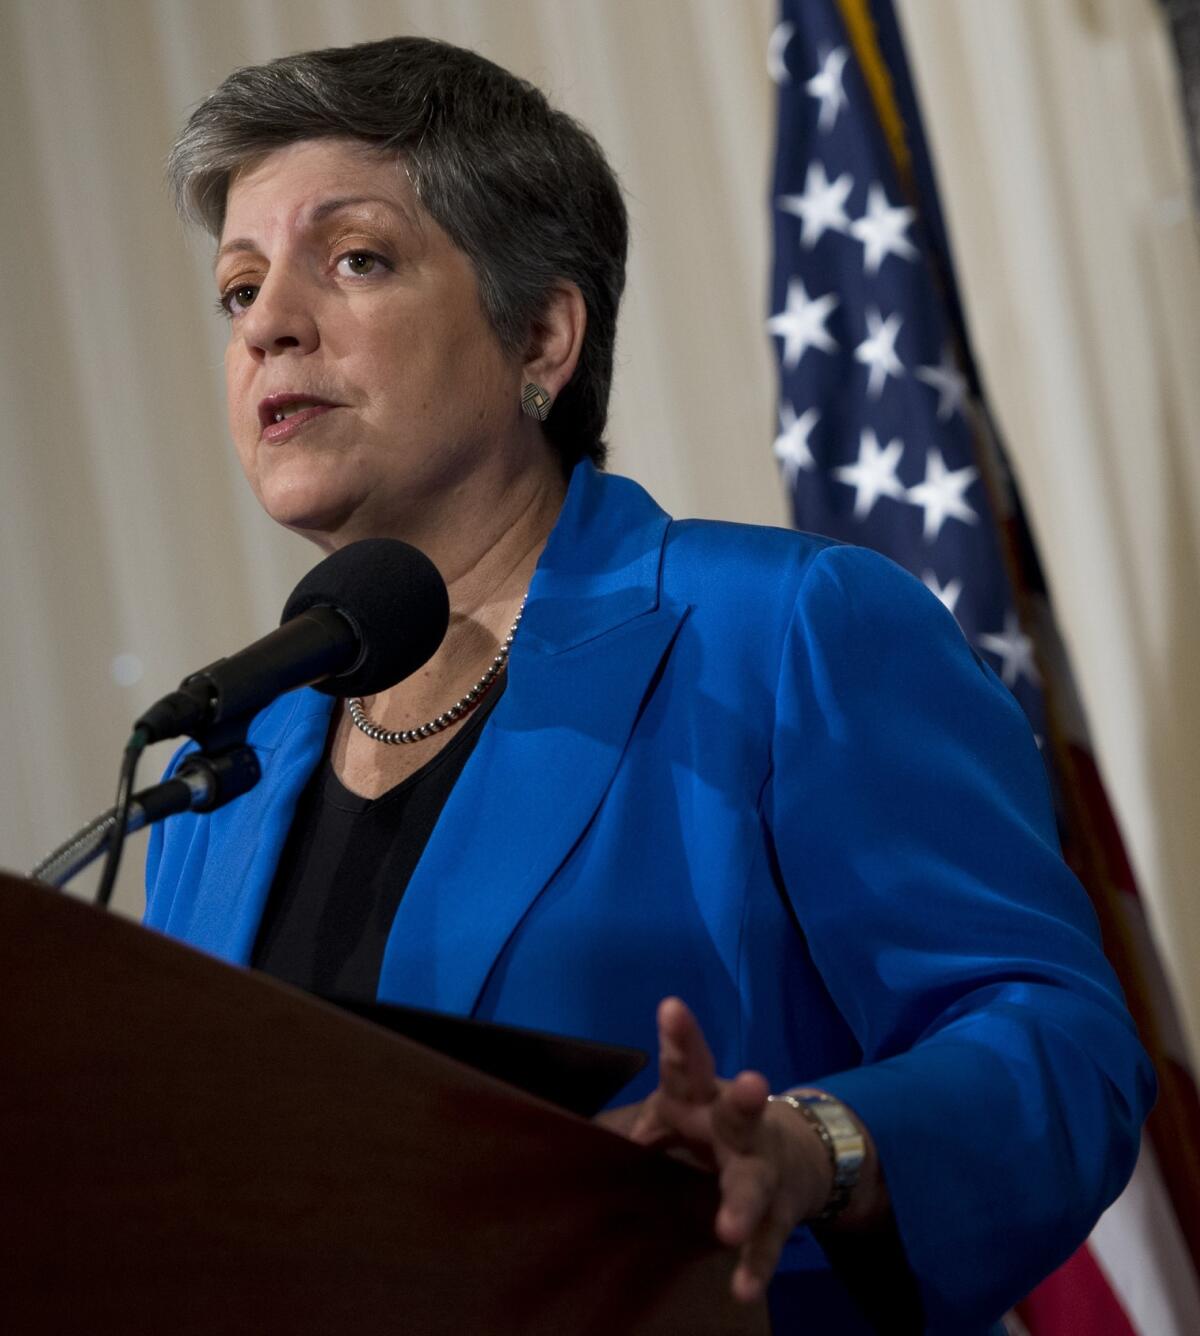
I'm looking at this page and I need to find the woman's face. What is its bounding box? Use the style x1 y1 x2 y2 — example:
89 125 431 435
217 138 525 547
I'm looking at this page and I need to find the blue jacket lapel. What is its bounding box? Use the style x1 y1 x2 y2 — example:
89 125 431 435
169 687 334 963
376 464 685 1013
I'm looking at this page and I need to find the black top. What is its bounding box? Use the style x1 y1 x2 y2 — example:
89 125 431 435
251 681 505 1002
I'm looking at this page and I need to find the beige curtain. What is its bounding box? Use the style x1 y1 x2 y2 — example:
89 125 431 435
3 0 1197 1060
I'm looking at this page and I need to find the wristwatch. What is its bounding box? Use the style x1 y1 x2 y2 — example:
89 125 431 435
768 1088 865 1221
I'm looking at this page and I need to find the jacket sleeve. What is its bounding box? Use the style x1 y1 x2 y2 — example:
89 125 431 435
767 543 1154 1333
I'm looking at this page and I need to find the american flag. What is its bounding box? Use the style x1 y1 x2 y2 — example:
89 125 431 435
767 1 1200 1332
767 0 1042 741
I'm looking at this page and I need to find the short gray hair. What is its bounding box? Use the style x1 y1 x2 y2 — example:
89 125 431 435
168 36 629 469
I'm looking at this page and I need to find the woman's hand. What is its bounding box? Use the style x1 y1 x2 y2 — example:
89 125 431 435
595 996 865 1303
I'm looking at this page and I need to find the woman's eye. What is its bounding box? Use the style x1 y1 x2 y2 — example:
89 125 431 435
217 284 259 317
337 251 385 277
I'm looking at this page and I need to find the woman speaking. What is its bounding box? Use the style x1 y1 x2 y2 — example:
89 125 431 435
145 35 1152 1333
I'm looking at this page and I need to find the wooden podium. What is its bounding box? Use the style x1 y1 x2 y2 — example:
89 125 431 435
0 873 767 1335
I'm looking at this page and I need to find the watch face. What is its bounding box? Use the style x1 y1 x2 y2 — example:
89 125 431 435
771 1090 865 1221
799 1094 866 1184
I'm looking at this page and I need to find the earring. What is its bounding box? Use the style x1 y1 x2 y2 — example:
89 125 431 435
521 382 553 421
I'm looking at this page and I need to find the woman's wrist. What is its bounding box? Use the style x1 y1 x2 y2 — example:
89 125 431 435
769 1087 889 1232
768 1089 864 1221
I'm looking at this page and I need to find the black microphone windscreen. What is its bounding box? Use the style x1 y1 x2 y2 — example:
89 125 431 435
280 539 450 699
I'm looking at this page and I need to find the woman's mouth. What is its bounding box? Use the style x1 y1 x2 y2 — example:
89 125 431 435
258 395 339 442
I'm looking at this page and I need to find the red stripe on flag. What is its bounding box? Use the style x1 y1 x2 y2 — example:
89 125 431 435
1062 743 1139 895
1016 1244 1138 1336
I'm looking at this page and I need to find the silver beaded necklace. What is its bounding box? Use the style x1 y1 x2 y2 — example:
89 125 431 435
346 596 526 745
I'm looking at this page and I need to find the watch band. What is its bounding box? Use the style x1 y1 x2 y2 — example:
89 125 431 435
768 1088 865 1222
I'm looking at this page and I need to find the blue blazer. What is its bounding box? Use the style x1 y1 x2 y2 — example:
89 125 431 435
146 461 1152 1333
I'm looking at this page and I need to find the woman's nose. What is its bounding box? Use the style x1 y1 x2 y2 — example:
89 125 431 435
239 272 320 358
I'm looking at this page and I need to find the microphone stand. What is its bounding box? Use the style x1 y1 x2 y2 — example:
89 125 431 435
30 744 261 892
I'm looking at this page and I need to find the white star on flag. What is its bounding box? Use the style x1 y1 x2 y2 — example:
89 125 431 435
773 402 820 483
767 277 839 371
921 570 964 617
905 447 979 542
916 345 968 421
978 610 1039 687
849 182 918 275
778 161 854 249
833 429 905 519
806 47 849 132
767 21 795 85
854 307 904 399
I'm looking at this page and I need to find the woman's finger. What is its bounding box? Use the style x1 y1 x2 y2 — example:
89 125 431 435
656 997 718 1104
709 1069 770 1155
715 1151 778 1247
730 1198 795 1304
593 1102 641 1137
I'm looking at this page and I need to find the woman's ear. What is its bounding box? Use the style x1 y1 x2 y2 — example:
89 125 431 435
522 281 587 402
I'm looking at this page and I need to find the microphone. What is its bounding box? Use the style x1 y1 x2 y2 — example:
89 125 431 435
134 539 450 744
